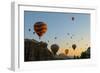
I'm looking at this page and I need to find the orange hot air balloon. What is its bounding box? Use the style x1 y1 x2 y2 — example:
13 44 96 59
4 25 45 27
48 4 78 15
65 49 69 55
34 22 47 39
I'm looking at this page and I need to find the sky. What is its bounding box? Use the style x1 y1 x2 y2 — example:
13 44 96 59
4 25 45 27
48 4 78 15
24 11 90 57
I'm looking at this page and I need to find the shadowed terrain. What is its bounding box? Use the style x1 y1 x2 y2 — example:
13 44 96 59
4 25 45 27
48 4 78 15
24 39 90 62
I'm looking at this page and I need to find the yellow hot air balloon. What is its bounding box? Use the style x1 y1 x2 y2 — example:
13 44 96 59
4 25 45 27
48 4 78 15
34 22 47 39
65 49 69 55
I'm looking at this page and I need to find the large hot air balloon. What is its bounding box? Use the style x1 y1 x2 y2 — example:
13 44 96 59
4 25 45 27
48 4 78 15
34 22 47 39
72 44 77 50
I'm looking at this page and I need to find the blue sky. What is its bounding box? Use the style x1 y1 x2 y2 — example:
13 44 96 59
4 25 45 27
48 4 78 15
24 11 90 56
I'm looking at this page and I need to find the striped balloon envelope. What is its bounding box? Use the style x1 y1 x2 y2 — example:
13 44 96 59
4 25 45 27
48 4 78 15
34 22 47 39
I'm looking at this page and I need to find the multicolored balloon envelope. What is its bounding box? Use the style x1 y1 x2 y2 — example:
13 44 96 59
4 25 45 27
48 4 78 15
34 22 47 39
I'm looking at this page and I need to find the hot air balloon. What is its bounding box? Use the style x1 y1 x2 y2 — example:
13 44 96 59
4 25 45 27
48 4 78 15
28 28 31 32
72 17 75 21
70 36 72 39
65 49 69 55
67 33 70 35
50 44 59 56
72 44 77 50
34 22 47 39
33 32 35 35
54 37 57 40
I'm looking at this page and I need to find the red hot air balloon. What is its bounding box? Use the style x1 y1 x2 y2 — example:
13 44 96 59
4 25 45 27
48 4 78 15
34 22 47 39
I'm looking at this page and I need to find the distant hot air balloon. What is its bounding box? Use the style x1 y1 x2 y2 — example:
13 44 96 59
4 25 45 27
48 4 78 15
67 33 70 36
54 37 57 40
65 49 69 55
28 28 31 32
72 17 75 21
51 44 59 55
34 22 47 39
72 44 77 50
33 32 35 35
70 36 72 39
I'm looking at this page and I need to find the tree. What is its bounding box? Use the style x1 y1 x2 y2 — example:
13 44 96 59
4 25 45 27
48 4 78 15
80 47 90 59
